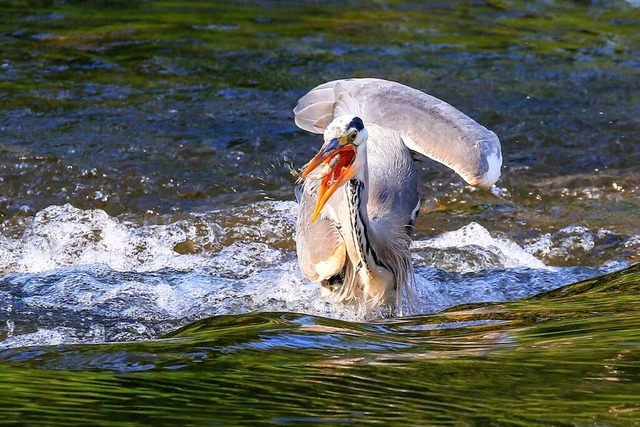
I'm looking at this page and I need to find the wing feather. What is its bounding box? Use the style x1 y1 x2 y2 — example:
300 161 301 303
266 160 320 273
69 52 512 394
293 78 502 188
296 179 346 282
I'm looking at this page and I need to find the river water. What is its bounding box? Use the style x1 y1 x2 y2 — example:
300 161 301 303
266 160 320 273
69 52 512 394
0 1 639 425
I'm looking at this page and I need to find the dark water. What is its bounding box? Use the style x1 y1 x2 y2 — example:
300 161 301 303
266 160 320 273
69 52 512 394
1 0 639 424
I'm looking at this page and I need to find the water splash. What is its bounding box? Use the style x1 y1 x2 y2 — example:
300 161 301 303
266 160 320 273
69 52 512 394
413 222 547 272
523 225 638 266
0 204 223 274
0 203 619 349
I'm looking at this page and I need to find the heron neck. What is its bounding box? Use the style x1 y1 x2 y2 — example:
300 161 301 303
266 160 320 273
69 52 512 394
345 177 389 280
345 144 372 273
343 143 398 305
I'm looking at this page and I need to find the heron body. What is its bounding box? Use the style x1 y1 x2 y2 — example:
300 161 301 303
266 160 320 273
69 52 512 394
294 78 502 312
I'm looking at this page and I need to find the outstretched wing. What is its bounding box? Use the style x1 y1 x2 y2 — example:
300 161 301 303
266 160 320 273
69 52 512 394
293 78 502 188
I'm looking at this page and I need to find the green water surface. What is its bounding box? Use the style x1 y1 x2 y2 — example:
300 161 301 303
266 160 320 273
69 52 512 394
0 265 638 425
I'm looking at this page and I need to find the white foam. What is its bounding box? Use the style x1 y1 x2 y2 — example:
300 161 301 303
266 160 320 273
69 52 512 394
412 222 548 272
0 204 223 274
523 225 625 263
0 204 616 349
0 202 300 276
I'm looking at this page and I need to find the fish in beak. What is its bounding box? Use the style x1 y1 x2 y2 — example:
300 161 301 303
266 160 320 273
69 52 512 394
301 136 357 222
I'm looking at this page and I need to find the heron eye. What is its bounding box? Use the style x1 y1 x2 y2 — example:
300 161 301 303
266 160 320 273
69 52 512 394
348 131 357 143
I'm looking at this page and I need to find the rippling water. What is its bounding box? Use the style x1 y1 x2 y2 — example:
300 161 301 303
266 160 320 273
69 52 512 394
0 0 639 424
0 266 639 425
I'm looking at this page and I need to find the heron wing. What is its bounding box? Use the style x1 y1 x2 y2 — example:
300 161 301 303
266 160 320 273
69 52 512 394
296 180 346 282
293 78 502 188
364 124 420 233
362 125 419 287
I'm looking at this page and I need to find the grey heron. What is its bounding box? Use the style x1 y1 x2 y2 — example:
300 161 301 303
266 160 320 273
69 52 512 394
294 78 502 313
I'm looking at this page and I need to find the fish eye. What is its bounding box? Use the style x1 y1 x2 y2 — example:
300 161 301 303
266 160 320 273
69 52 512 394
348 131 357 143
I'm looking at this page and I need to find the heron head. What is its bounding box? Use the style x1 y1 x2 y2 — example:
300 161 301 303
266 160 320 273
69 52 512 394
301 116 368 221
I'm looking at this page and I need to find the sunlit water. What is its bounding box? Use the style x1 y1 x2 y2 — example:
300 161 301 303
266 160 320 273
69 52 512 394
0 0 639 425
0 202 621 349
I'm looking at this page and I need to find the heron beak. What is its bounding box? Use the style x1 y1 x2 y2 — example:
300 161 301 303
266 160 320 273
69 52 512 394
300 137 341 180
301 136 357 222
